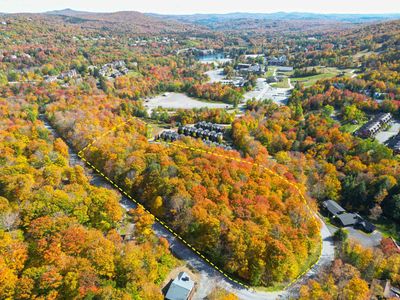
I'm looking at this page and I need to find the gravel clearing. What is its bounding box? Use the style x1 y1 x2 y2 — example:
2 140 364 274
144 92 232 113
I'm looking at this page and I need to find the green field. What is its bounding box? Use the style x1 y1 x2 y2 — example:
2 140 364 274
266 66 277 77
271 77 290 88
290 66 345 87
373 216 400 241
126 70 143 78
340 123 361 133
340 119 367 133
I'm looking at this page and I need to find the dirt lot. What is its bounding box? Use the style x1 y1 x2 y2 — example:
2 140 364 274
144 92 231 113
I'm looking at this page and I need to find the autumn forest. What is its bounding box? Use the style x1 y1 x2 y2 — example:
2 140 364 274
0 7 400 300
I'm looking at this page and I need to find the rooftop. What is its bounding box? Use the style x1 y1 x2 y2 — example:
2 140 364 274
323 200 346 216
165 272 194 300
337 213 359 227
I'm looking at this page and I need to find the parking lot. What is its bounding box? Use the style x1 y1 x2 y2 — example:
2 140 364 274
244 78 291 105
144 92 231 113
375 119 400 144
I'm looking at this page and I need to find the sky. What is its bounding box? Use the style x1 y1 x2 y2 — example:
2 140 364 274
1 0 399 15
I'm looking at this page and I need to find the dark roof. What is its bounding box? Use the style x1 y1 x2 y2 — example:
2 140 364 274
356 220 376 233
323 200 346 216
337 213 359 227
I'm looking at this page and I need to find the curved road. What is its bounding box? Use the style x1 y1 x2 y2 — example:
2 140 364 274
42 117 334 300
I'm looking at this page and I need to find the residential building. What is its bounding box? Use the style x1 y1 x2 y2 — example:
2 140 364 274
58 69 78 80
383 281 400 298
357 113 392 138
277 66 294 72
220 77 245 87
322 200 346 217
236 63 265 75
268 55 287 66
336 213 360 227
165 272 195 300
159 130 180 142
322 200 375 233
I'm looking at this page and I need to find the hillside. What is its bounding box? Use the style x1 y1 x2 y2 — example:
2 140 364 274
150 11 400 24
45 9 203 34
148 12 400 34
2 10 204 35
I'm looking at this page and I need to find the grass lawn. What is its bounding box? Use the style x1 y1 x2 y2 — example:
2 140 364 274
340 123 361 133
291 66 342 87
340 119 367 133
291 72 337 87
278 70 294 77
141 118 172 136
373 216 400 241
353 49 379 60
126 71 142 78
266 67 277 77
271 77 290 88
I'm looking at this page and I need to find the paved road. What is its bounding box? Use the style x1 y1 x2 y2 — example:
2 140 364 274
244 78 291 105
42 116 334 300
205 68 225 83
375 120 400 145
287 216 335 293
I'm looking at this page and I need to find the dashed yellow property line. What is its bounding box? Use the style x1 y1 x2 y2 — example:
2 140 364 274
78 117 323 292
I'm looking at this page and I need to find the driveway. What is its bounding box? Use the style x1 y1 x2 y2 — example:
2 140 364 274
375 120 400 145
205 68 225 83
327 222 383 249
346 227 382 248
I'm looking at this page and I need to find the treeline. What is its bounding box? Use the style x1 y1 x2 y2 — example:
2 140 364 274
290 79 400 116
291 68 320 78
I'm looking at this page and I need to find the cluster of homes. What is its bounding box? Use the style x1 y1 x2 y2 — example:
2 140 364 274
220 63 266 87
267 55 288 66
356 113 392 138
220 78 246 87
178 124 224 143
0 52 32 63
194 121 225 132
332 83 390 101
236 63 266 75
98 60 130 78
157 131 180 142
322 200 375 233
156 122 233 150
44 69 79 83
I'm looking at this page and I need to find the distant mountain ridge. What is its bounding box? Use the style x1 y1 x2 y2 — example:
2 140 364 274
45 8 90 16
147 11 400 25
2 9 398 35
32 9 205 34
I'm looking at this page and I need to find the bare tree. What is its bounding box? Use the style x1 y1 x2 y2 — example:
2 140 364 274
0 212 20 231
